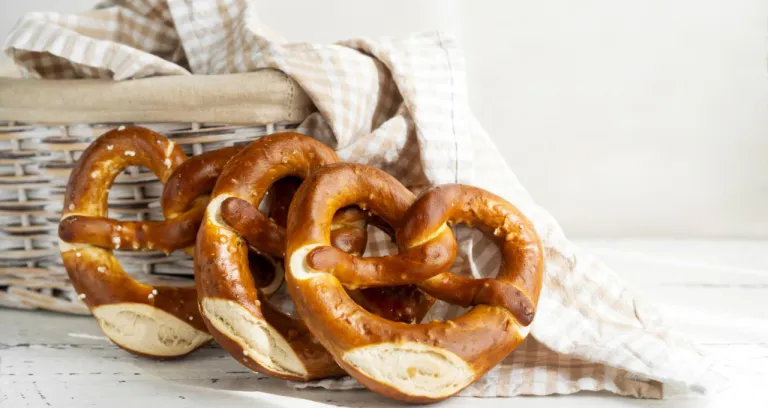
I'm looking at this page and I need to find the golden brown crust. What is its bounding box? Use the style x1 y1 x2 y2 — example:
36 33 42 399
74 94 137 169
162 146 242 218
348 285 435 324
404 184 542 325
58 205 205 254
58 127 243 358
221 196 287 257
61 249 207 331
59 145 243 254
284 163 544 402
63 127 186 217
291 163 458 289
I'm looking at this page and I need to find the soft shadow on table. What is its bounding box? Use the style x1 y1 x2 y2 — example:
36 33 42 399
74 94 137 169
129 344 400 407
129 345 684 408
3 309 708 407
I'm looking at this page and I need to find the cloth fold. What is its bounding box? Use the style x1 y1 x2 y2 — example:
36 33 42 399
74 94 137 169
3 0 713 398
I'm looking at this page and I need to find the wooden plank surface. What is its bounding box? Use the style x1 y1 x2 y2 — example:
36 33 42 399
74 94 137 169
2 240 767 407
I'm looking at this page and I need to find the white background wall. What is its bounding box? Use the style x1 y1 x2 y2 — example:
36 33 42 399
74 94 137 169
2 0 767 238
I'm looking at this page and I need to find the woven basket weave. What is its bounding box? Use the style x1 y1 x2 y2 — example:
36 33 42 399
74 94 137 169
0 72 313 314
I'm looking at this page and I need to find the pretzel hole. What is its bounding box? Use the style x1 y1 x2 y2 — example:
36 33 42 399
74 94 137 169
250 258 295 317
337 220 434 324
107 165 165 221
100 164 197 283
248 252 277 288
423 223 536 326
453 225 503 278
263 176 302 227
420 226 500 320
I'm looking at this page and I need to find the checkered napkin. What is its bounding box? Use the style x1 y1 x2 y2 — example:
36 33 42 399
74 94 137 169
4 0 713 398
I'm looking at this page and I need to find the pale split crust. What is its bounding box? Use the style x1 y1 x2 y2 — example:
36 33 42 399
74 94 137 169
93 303 211 357
200 297 307 377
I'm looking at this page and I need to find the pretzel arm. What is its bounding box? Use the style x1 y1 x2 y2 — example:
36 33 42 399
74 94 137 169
59 199 207 253
306 246 440 289
220 196 286 257
306 223 456 289
419 274 535 326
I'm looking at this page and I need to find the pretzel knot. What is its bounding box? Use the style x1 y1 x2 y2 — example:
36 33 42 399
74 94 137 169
57 126 279 358
285 163 544 403
195 133 433 381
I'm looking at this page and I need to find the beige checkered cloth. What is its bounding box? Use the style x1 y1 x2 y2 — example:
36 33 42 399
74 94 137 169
4 0 713 399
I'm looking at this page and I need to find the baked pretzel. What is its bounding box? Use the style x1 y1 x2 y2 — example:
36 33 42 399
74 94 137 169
58 127 274 358
285 163 544 403
195 132 433 381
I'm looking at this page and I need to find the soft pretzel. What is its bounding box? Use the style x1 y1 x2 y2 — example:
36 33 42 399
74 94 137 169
59 127 210 357
285 163 544 403
195 133 344 380
195 132 434 381
58 127 271 358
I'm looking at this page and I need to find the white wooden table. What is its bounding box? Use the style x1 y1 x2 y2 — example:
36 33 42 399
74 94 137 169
2 240 767 407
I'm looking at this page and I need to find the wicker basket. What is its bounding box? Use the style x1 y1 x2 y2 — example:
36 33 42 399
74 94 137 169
0 71 315 314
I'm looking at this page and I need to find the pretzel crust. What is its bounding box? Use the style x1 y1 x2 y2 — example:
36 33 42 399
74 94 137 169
285 163 544 402
58 127 218 357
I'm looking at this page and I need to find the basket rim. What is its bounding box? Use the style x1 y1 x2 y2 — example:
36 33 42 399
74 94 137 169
0 69 316 125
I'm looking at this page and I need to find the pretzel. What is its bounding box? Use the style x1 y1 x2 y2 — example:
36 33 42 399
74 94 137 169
285 163 544 403
195 132 433 381
58 127 264 358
